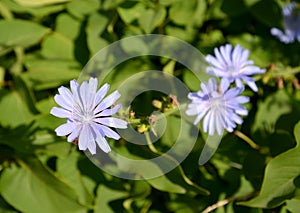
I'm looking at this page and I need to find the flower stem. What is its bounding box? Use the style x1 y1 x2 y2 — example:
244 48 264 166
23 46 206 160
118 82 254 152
144 131 210 195
234 130 260 150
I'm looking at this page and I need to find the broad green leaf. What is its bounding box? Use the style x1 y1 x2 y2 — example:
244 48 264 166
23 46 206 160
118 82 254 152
138 7 166 33
0 19 49 48
66 0 99 20
0 89 34 127
22 55 81 90
2 0 65 17
86 12 109 56
239 121 300 208
56 13 80 41
169 0 206 27
95 185 127 213
146 175 186 194
0 194 17 213
123 181 151 212
101 0 125 10
36 97 57 114
56 151 94 206
41 32 74 59
165 25 197 42
286 198 300 212
252 89 292 134
14 0 70 7
0 158 86 213
117 2 146 24
147 164 209 195
183 69 207 91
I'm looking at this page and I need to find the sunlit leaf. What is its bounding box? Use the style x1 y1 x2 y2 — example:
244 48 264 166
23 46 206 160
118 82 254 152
95 185 127 213
138 7 166 33
0 19 49 48
239 121 300 208
14 0 70 7
0 158 86 213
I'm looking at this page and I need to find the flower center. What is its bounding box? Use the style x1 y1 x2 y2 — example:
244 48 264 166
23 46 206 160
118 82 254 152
82 110 94 123
209 92 225 110
72 102 94 123
227 65 239 77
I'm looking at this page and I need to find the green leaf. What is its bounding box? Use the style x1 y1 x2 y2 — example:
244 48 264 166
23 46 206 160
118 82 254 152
101 0 125 10
22 55 81 90
117 2 146 24
94 185 127 213
286 198 300 213
56 152 94 206
66 0 99 20
14 0 70 7
252 89 292 134
146 174 186 194
239 121 300 208
165 25 197 42
86 12 109 56
41 32 74 59
1 0 66 17
56 13 81 41
0 158 86 213
0 88 34 127
169 0 206 27
138 7 166 33
148 164 209 195
0 19 49 52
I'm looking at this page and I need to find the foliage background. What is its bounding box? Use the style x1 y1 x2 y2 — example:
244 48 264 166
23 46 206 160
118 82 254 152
1 0 300 212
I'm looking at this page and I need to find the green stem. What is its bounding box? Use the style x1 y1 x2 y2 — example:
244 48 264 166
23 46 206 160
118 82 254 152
0 2 13 20
144 131 209 195
128 103 185 125
270 66 300 77
234 130 260 150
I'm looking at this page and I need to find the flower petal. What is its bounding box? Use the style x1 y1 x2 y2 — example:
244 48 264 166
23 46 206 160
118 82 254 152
55 122 75 136
67 124 82 142
96 136 111 153
54 94 73 110
50 107 71 118
100 124 121 140
97 104 122 117
78 125 94 153
94 91 121 114
95 83 110 105
95 117 128 129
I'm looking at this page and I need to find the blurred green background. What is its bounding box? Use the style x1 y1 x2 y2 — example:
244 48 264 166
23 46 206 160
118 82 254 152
1 0 300 212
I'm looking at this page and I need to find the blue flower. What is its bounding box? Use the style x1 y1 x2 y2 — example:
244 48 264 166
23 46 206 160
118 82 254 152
206 44 265 92
50 78 127 154
271 2 300 44
186 78 249 136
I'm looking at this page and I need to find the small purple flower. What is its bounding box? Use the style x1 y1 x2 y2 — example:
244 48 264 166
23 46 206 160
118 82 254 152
186 78 249 136
271 2 300 44
50 78 127 154
206 44 265 92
